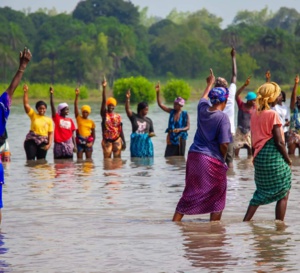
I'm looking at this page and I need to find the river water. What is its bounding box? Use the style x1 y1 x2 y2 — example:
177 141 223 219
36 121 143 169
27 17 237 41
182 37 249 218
1 100 300 272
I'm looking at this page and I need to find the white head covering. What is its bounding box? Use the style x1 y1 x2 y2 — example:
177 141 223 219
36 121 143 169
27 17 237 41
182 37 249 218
57 103 68 115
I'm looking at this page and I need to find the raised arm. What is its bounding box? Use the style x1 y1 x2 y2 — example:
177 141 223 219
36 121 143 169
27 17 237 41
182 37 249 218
125 90 133 117
202 69 215 99
7 48 32 98
230 47 237 84
49 86 56 118
23 84 31 114
265 70 271 83
100 78 107 119
235 76 251 102
156 82 171 113
74 88 80 118
290 75 299 110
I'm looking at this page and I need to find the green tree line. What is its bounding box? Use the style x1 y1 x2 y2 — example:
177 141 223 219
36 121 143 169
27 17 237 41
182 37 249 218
1 0 300 88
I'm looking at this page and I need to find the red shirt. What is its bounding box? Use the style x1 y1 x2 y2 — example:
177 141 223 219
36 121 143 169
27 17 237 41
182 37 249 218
53 113 76 143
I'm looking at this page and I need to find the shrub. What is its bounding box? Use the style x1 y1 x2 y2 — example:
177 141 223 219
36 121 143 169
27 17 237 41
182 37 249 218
113 76 155 104
162 79 191 103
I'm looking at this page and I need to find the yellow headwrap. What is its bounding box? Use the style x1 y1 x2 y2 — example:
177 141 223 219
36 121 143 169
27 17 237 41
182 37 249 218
106 97 117 106
256 82 281 112
81 105 91 114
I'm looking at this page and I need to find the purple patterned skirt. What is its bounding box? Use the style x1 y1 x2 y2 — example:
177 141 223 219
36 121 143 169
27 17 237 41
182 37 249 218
176 152 228 215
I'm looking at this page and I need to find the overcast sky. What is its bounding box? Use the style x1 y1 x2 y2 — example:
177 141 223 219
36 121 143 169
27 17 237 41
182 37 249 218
0 0 299 27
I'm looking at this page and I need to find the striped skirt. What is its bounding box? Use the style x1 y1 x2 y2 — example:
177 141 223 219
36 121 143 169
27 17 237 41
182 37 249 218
250 138 291 206
176 152 228 215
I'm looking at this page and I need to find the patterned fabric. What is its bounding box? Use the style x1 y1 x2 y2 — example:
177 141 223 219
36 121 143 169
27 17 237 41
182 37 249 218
208 87 229 104
54 137 74 159
130 132 153 157
290 106 300 130
175 152 228 215
25 131 49 145
234 127 251 149
103 112 122 141
250 138 291 206
165 110 188 145
101 137 122 158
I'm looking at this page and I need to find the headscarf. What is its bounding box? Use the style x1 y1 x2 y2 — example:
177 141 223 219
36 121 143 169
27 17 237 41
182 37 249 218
215 77 228 88
208 87 229 105
174 97 185 106
106 97 117 106
137 102 148 113
256 82 281 112
57 103 68 115
81 105 91 114
35 101 47 110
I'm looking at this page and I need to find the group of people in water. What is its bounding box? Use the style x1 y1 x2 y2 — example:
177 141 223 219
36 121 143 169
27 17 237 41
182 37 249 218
0 46 298 224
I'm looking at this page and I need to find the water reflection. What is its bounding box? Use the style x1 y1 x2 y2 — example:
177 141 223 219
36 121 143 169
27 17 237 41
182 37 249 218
103 158 125 177
54 160 76 181
25 161 55 192
0 231 9 272
165 156 186 171
179 222 236 270
130 157 154 167
75 160 95 176
250 222 291 272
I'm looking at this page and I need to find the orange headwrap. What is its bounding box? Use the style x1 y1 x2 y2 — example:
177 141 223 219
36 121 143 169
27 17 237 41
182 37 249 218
81 105 91 114
106 97 117 106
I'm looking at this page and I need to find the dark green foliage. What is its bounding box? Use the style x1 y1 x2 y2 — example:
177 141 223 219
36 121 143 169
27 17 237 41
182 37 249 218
113 77 155 104
0 2 300 96
73 0 139 26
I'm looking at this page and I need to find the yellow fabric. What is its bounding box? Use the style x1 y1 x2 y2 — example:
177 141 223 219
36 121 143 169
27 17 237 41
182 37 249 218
27 108 53 136
256 82 281 112
76 115 95 137
81 105 91 114
106 97 117 106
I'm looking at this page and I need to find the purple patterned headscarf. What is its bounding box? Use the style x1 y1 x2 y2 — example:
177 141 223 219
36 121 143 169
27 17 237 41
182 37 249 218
208 87 229 105
174 97 185 106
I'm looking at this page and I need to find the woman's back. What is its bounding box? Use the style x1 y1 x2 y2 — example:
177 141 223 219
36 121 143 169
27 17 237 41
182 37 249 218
189 98 231 162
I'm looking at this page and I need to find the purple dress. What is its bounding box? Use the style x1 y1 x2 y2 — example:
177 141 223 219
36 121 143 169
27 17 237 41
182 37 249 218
176 98 232 215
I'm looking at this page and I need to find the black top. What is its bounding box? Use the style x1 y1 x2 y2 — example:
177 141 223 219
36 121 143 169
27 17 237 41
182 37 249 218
129 113 154 134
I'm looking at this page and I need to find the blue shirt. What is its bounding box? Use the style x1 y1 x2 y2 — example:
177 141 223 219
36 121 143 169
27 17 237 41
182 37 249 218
0 92 10 136
189 98 232 162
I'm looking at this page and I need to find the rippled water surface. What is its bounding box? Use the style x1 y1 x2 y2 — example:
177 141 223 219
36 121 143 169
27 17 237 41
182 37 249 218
1 100 300 272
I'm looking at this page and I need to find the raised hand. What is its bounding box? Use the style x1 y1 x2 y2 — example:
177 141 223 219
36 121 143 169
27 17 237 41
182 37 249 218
102 77 107 88
126 89 131 99
265 70 271 82
49 86 54 94
75 87 80 96
23 84 29 92
206 68 215 86
19 47 32 69
295 74 299 84
230 47 235 57
244 76 251 86
155 81 160 92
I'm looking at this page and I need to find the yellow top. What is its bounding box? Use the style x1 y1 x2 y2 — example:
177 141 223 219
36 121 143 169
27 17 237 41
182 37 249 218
76 115 95 137
27 108 53 136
